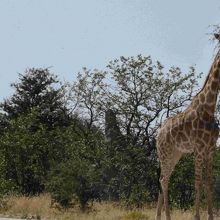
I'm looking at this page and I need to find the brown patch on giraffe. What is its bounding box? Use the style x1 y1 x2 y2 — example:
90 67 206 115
184 121 192 132
192 120 198 129
166 133 171 143
197 130 203 138
171 128 178 137
206 91 215 103
186 110 197 121
166 146 173 156
179 124 184 131
196 141 206 153
193 98 199 107
200 93 205 103
198 120 204 129
175 133 184 143
213 68 219 79
179 132 188 142
214 61 220 68
201 111 211 121
211 80 218 90
185 128 191 137
202 132 210 141
205 103 216 113
195 145 204 155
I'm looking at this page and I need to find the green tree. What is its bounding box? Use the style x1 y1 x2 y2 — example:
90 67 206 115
169 155 195 209
47 122 106 210
0 109 66 194
1 68 70 128
0 69 71 194
106 55 201 147
213 148 220 209
71 68 107 129
72 55 201 148
71 55 202 207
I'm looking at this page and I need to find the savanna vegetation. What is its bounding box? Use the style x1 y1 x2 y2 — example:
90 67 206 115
2 194 220 220
1 54 220 219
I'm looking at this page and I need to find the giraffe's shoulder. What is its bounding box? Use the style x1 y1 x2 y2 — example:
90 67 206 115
183 108 199 122
162 112 185 127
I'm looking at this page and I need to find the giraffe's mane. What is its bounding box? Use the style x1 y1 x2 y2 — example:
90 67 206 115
194 50 220 98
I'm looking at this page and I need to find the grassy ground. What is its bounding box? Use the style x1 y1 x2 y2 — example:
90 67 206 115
0 195 220 220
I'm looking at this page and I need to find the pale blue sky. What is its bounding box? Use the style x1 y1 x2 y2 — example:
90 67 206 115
0 0 220 101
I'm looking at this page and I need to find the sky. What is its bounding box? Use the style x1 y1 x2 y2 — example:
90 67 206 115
0 0 220 101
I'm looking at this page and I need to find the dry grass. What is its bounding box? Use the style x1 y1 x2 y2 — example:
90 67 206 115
0 195 220 220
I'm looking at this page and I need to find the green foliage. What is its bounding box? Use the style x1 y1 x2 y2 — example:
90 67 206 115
71 55 201 208
0 110 66 194
0 150 18 196
169 155 195 209
0 54 204 209
104 144 158 207
105 55 201 147
0 68 71 195
47 125 106 210
1 68 69 128
213 148 220 209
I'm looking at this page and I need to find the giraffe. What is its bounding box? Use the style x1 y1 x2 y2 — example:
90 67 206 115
155 33 220 220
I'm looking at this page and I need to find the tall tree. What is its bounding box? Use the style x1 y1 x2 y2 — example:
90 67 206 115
0 68 71 194
1 68 69 128
72 55 201 148
71 55 202 206
106 55 201 148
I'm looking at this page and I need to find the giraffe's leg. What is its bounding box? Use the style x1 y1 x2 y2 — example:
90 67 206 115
155 161 172 220
155 192 164 220
160 169 172 220
156 150 182 220
194 154 203 220
205 150 214 220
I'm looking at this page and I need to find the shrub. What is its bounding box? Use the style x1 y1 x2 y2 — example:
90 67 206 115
46 127 106 210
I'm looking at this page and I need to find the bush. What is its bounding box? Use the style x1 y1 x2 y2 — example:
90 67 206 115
0 110 67 195
169 155 194 209
103 144 158 207
213 149 220 209
46 126 106 210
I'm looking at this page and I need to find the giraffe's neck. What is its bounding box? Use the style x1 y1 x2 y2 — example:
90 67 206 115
190 50 220 118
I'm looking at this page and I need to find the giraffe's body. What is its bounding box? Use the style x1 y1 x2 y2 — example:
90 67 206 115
156 35 220 220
